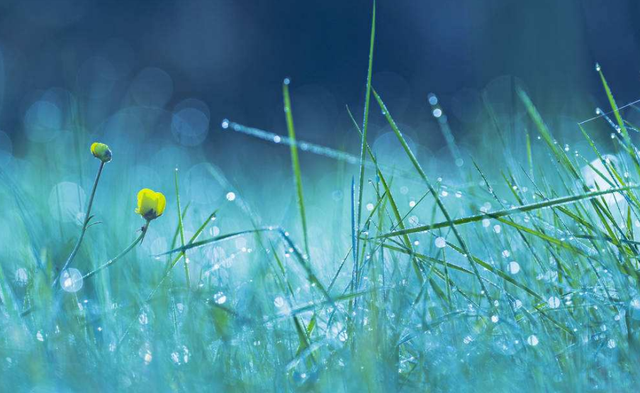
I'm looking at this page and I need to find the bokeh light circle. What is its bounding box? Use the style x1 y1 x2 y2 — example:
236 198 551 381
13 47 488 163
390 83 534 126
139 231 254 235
76 57 118 98
171 107 209 146
130 67 173 108
48 182 86 224
184 162 224 205
24 100 62 143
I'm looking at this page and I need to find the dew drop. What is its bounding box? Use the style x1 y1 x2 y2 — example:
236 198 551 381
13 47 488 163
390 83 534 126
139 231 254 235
214 291 227 305
14 268 29 287
60 268 83 293
547 296 560 309
138 312 149 325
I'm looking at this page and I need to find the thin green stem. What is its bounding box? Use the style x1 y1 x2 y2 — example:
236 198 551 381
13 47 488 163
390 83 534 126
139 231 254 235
81 228 146 281
53 161 105 287
175 169 190 289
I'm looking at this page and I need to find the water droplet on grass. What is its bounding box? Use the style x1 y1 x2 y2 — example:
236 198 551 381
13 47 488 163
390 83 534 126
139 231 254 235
214 292 227 304
60 268 83 293
14 268 28 286
508 261 520 275
548 296 560 309
139 312 149 325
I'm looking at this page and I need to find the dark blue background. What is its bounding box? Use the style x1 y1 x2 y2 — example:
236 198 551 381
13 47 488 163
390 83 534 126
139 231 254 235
1 0 638 151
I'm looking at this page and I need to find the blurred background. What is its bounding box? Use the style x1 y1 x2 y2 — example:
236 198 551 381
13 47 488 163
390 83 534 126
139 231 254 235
1 0 640 156
1 0 640 239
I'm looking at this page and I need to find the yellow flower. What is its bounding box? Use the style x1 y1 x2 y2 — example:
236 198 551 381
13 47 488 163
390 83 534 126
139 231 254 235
91 142 112 163
135 188 166 221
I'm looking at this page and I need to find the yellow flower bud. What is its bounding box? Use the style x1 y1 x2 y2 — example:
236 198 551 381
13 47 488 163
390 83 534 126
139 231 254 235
91 142 112 163
135 188 166 221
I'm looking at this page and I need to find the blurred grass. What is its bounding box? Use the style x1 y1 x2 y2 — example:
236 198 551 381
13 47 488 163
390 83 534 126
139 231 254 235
3 5 640 393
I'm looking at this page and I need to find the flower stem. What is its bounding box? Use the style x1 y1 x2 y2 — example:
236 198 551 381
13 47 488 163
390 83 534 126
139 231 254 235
81 228 147 281
53 161 105 287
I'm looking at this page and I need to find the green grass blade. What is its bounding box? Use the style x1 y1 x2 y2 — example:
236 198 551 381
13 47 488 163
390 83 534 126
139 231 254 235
355 1 376 261
283 79 310 259
378 185 640 238
174 168 190 289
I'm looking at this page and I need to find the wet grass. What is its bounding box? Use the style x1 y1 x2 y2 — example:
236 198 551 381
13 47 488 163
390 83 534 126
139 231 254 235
2 5 640 393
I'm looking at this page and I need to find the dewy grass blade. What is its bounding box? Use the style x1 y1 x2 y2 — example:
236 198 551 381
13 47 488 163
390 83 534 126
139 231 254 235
373 88 490 301
174 168 190 289
346 105 424 283
355 1 376 263
596 63 630 141
351 176 358 275
378 185 640 239
283 79 310 259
